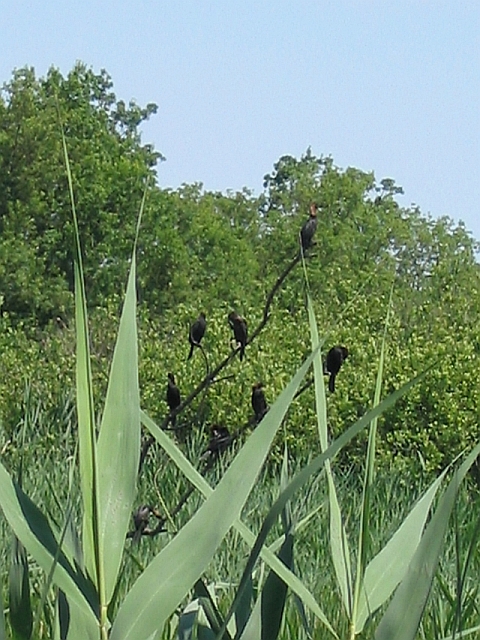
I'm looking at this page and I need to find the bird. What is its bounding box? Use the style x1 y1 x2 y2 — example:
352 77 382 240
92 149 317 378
166 373 181 426
132 504 152 544
251 382 269 424
187 312 206 360
324 346 349 393
228 311 248 361
203 425 233 458
300 202 318 252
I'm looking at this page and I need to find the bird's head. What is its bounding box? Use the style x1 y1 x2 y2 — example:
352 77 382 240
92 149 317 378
210 424 221 437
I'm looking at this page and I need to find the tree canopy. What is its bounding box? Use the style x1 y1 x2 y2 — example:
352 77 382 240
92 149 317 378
1 63 479 473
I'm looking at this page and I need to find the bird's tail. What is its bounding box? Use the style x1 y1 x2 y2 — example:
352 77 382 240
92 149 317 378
329 374 336 393
187 343 194 360
132 527 142 545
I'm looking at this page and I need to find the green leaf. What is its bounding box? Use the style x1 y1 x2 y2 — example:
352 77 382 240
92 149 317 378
220 369 428 640
193 579 230 639
0 463 98 626
57 591 100 640
96 193 145 603
260 532 294 640
355 467 447 632
260 447 294 640
110 350 316 640
352 285 393 628
437 624 480 640
235 573 254 639
97 253 140 602
9 536 33 640
59 114 100 592
375 442 480 640
237 597 262 640
177 601 200 640
141 411 330 631
307 293 352 616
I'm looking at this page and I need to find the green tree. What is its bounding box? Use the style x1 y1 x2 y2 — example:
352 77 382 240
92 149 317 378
0 63 159 323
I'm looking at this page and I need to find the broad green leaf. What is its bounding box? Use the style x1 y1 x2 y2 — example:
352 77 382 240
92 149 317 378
355 467 447 632
198 625 217 640
238 597 262 640
260 533 294 640
57 590 100 640
177 601 200 640
219 370 428 640
110 351 316 640
59 117 99 590
9 415 33 640
0 463 98 627
32 445 82 640
193 580 232 639
97 254 140 602
141 411 331 630
260 448 294 640
74 208 98 585
9 536 33 640
235 573 254 639
307 293 352 616
375 442 480 640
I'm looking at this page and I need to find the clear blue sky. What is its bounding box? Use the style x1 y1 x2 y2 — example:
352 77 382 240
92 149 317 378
2 1 479 240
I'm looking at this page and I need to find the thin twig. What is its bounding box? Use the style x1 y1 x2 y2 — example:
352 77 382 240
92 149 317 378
133 415 261 540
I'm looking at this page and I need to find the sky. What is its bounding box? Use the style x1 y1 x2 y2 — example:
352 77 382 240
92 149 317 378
2 1 479 240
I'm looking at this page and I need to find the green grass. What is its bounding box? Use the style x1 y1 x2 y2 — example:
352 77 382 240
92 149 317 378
1 401 479 639
1 279 479 639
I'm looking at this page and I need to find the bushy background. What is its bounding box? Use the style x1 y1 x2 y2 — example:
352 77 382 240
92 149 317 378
1 63 479 476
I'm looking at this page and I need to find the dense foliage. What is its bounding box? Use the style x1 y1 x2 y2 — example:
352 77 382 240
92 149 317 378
1 63 479 473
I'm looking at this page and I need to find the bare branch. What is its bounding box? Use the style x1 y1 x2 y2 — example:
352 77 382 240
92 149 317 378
139 248 312 470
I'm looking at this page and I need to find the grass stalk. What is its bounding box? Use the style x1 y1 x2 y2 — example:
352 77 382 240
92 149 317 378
58 103 106 638
350 284 393 639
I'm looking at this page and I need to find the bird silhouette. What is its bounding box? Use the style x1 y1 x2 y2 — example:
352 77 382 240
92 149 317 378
228 311 248 361
324 346 349 392
132 504 153 544
300 202 318 252
187 312 206 360
166 373 181 426
251 382 269 424
203 424 233 458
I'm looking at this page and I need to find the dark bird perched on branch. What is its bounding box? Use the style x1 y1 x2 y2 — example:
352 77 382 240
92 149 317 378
251 382 269 424
187 312 206 360
166 373 181 426
130 505 165 543
131 504 153 545
228 311 248 361
202 424 233 459
324 346 349 393
300 202 318 252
